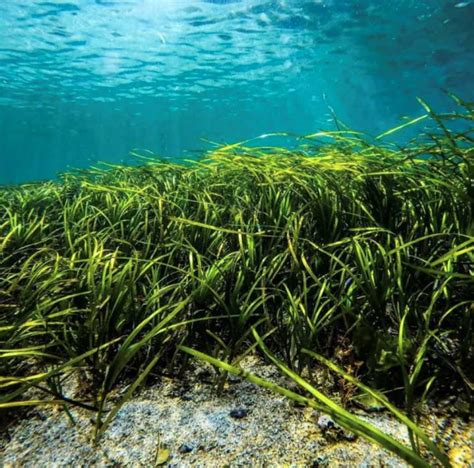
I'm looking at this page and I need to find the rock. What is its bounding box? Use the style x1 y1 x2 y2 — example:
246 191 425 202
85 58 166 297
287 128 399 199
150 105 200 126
343 431 357 442
311 454 328 466
291 399 307 408
317 415 335 431
230 408 248 419
178 444 194 454
228 374 242 383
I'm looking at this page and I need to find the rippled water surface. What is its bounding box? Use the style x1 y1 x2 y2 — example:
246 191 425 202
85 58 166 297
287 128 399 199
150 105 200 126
0 0 473 183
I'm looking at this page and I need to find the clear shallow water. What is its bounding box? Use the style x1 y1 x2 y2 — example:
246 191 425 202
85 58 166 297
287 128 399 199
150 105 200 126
0 0 473 184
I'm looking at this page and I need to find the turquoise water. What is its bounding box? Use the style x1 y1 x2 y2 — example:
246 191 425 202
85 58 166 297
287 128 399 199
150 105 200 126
0 0 473 184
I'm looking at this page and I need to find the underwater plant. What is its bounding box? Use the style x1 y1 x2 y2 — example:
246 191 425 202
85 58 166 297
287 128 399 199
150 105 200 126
0 96 472 465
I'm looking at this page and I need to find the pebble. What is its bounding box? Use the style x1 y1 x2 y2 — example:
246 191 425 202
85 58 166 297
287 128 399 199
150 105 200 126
178 444 194 454
317 415 335 430
311 454 328 466
343 431 357 442
229 408 249 419
228 374 242 383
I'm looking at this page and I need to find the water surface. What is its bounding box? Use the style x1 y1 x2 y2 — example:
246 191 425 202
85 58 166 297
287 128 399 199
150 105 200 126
0 0 473 183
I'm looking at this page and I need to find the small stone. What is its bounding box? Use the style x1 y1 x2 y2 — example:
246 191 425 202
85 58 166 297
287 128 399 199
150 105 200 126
291 399 306 408
178 444 193 454
196 368 212 379
311 455 328 467
343 431 357 442
317 415 335 430
227 374 241 383
230 408 248 419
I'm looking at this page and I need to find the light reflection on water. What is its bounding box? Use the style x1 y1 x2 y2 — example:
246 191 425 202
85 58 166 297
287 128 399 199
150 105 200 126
0 0 472 182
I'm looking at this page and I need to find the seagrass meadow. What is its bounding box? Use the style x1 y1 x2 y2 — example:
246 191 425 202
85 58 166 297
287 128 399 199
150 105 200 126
1 98 473 467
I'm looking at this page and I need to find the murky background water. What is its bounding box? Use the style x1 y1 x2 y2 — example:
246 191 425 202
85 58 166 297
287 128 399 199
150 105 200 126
0 0 473 184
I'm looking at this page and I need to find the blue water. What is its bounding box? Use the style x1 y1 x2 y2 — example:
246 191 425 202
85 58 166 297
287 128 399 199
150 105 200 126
0 0 473 184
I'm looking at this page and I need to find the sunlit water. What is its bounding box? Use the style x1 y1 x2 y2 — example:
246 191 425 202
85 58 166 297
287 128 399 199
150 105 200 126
0 0 473 184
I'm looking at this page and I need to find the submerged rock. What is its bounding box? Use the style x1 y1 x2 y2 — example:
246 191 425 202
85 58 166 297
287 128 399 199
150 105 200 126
317 415 335 430
178 443 194 454
229 408 249 419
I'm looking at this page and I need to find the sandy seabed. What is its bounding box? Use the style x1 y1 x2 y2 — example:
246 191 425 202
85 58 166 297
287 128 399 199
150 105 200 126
1 356 472 467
